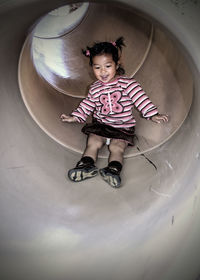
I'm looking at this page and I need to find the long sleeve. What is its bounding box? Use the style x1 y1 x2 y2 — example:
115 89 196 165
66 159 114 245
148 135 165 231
126 79 158 119
71 90 96 123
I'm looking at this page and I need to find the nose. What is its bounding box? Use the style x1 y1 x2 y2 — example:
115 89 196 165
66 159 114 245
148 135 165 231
100 67 106 74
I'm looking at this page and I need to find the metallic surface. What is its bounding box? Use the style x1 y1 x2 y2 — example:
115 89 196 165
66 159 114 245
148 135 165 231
1 1 200 280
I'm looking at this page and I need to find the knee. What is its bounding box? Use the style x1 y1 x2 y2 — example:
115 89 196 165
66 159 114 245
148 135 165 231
87 134 104 150
109 140 126 154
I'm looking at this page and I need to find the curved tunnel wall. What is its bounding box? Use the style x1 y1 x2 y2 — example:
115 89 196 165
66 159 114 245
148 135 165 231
18 3 193 158
1 1 200 280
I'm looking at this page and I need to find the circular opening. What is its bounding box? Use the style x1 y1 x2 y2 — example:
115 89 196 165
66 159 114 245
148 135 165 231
33 3 89 39
18 2 193 158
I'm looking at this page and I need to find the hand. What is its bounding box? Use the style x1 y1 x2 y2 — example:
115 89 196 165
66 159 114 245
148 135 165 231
60 114 77 123
151 114 169 124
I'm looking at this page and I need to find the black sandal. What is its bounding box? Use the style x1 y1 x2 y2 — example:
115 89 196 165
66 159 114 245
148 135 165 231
68 157 98 182
99 166 121 188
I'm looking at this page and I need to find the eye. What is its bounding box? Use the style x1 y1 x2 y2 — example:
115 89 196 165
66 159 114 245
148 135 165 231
106 65 111 68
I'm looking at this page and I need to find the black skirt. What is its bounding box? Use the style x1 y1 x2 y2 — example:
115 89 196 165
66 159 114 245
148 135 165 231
81 119 135 146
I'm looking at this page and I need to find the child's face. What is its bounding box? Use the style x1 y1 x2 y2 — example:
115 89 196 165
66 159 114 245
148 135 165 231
92 54 118 83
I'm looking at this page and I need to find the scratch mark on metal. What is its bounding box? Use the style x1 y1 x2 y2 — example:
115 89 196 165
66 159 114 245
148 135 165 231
196 153 200 160
137 147 157 170
7 166 25 170
150 186 171 198
192 196 198 216
165 160 173 170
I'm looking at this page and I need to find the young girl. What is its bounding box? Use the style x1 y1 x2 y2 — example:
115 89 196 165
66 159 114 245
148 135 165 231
60 37 168 188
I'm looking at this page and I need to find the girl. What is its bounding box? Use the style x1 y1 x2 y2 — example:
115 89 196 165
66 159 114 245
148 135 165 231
60 37 168 188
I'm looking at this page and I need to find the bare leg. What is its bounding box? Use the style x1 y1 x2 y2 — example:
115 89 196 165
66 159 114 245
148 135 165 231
108 139 128 164
83 133 105 162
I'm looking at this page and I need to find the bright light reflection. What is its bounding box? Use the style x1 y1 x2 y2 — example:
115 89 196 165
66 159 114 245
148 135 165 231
40 228 81 248
31 228 81 250
33 3 89 38
31 37 70 79
30 3 89 87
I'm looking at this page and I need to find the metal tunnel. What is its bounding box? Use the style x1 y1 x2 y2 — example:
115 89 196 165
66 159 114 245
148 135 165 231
1 1 200 280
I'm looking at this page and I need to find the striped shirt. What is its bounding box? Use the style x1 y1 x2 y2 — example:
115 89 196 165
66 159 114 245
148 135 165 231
71 76 158 128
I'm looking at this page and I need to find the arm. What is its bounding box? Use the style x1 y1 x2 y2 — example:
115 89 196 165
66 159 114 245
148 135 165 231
127 79 158 119
126 79 169 123
60 89 95 123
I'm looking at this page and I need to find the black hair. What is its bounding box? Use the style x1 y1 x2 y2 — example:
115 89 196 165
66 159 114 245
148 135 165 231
82 37 126 75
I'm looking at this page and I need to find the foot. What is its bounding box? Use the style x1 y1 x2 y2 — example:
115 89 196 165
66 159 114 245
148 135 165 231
99 167 121 188
68 161 98 182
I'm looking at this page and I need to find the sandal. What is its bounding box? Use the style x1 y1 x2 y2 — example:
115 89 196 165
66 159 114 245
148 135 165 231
99 166 121 188
68 159 98 182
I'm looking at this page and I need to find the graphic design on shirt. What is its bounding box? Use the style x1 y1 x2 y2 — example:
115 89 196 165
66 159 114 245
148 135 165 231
99 91 123 115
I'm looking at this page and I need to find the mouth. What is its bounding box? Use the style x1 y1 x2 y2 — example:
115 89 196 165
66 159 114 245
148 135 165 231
100 75 109 81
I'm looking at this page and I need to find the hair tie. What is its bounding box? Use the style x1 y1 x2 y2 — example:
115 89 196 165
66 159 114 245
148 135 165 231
111 41 116 47
86 49 90 56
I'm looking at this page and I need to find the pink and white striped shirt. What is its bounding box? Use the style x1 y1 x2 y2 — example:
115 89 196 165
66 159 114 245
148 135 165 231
71 76 158 129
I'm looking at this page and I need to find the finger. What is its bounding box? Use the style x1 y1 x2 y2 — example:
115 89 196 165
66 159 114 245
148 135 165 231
62 117 71 122
63 117 75 122
60 114 69 120
162 116 169 122
60 116 68 121
157 115 167 122
162 114 169 121
60 117 66 121
153 118 161 123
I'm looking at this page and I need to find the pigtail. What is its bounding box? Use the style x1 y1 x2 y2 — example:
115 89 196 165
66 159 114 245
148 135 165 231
82 47 91 57
115 36 125 51
82 47 93 66
113 37 125 75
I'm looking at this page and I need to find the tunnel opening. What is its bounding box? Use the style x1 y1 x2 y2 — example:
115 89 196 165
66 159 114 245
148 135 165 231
18 1 193 158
